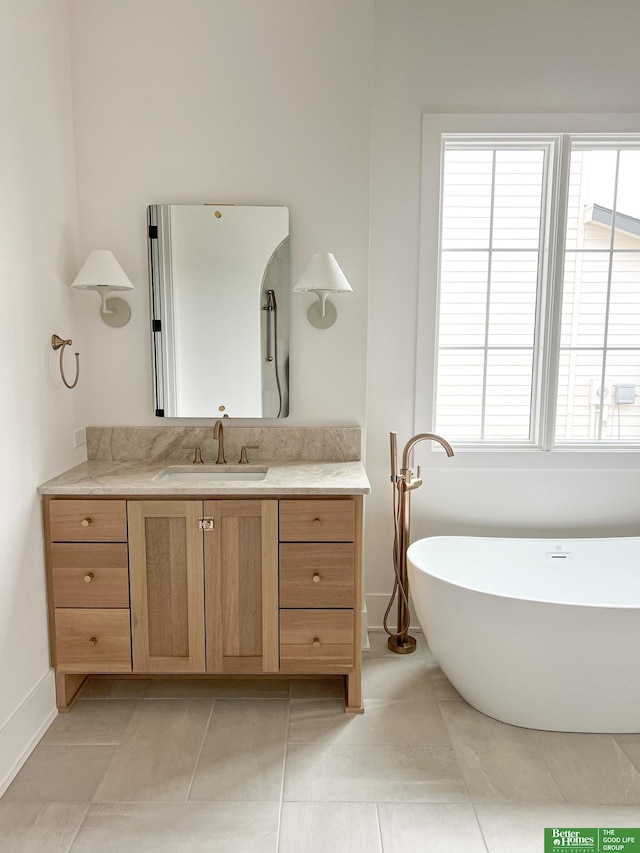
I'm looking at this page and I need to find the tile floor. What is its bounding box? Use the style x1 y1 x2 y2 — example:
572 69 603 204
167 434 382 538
2 632 640 851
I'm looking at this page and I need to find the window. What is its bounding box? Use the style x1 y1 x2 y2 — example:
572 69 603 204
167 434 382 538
427 121 640 449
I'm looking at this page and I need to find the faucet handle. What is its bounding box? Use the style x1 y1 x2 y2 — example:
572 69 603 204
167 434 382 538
182 445 203 464
239 445 259 464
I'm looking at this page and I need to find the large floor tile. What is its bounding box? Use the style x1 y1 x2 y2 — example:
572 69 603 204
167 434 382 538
79 678 150 699
41 700 138 745
362 654 437 702
2 746 116 802
476 804 640 853
530 731 640 805
615 734 640 773
189 699 288 801
284 743 467 802
439 701 563 804
70 802 279 852
0 801 88 852
412 636 463 698
288 697 450 745
429 667 463 700
377 802 487 853
94 699 212 802
144 678 291 699
278 802 382 853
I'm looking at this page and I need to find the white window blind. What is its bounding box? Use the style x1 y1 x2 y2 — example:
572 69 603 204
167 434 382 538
432 133 640 448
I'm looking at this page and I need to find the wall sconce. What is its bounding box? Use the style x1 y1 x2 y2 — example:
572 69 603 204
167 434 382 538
293 253 352 329
70 250 134 327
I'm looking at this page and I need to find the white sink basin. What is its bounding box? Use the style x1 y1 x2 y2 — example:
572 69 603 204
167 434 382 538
155 465 268 483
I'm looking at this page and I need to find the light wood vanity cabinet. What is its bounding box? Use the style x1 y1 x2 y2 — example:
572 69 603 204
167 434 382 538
127 499 279 676
44 499 133 710
203 500 279 675
278 498 362 710
43 494 363 713
128 501 205 673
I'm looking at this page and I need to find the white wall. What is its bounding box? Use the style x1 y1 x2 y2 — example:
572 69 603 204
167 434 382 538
365 0 640 622
67 0 373 429
0 0 83 792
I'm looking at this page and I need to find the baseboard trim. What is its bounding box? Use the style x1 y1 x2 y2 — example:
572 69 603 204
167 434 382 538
364 593 419 631
0 670 57 798
361 600 370 650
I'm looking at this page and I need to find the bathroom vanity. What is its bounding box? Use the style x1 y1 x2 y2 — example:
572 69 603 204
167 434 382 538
39 451 369 714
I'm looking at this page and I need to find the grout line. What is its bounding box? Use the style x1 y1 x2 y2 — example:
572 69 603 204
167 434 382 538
275 696 292 852
42 740 124 746
184 699 215 803
466 792 492 853
438 708 491 853
374 802 385 853
63 803 91 853
527 733 567 805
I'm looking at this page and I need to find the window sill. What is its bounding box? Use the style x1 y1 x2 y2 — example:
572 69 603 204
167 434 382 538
422 444 640 470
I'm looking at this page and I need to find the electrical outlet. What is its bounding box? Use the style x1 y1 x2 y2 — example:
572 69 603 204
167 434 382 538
74 428 86 448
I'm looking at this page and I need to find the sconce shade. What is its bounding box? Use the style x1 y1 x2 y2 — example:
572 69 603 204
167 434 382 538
293 253 352 294
71 250 134 327
293 253 352 329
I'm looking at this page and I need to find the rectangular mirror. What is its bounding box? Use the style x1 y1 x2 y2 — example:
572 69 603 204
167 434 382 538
148 204 290 418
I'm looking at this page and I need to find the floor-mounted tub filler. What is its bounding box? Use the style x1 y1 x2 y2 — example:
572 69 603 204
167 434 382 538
385 431 454 654
408 535 640 733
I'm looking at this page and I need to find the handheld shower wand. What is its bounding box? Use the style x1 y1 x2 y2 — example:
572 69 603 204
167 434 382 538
384 430 454 654
263 289 284 417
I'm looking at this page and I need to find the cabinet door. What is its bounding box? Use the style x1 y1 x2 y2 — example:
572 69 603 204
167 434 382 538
204 500 278 673
128 501 205 672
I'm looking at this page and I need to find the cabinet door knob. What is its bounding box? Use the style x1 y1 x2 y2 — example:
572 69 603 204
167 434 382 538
312 637 321 648
89 636 97 646
81 518 92 527
83 573 94 583
312 573 321 583
312 518 321 528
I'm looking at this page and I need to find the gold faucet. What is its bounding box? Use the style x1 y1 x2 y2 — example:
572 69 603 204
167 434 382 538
212 420 227 464
399 432 454 490
386 431 454 655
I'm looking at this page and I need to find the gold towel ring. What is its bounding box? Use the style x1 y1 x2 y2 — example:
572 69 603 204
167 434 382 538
51 334 80 389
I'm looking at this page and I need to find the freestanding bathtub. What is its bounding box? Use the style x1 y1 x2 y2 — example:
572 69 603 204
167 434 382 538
407 536 640 733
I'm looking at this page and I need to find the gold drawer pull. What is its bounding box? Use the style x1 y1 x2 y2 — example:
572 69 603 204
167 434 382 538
83 573 94 583
81 518 92 527
89 636 97 646
312 518 321 528
312 637 321 648
312 573 321 583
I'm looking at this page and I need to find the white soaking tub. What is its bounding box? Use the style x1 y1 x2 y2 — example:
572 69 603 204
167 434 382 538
407 536 640 733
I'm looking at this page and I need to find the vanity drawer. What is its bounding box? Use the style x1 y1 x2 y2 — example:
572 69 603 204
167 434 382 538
279 500 354 542
49 500 127 542
55 609 132 672
51 544 129 608
280 609 354 671
279 543 354 608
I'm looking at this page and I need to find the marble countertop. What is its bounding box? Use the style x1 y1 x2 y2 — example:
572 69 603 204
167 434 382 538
37 459 371 496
